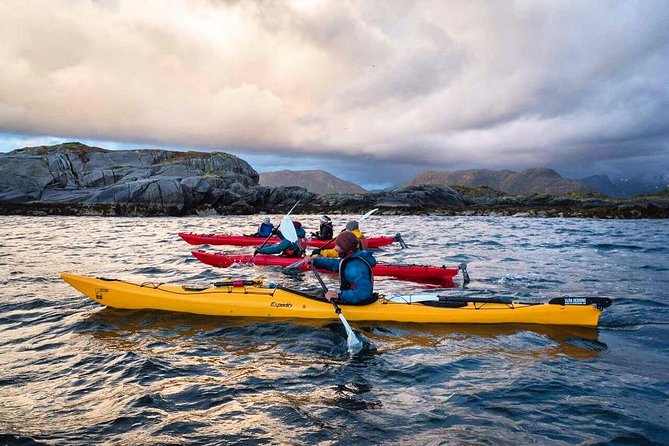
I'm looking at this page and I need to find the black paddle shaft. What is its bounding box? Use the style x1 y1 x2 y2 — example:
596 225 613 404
310 264 342 315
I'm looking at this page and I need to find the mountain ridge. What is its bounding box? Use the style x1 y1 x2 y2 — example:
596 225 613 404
259 169 367 194
407 168 590 195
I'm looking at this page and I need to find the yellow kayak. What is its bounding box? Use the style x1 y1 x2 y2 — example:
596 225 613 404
60 273 611 327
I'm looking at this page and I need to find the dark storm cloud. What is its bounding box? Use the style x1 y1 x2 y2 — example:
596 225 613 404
1 0 668 181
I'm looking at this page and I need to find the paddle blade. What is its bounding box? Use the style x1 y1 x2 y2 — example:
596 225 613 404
338 313 363 352
278 215 298 243
360 208 378 220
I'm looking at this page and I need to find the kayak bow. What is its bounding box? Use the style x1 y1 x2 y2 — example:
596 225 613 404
60 273 611 327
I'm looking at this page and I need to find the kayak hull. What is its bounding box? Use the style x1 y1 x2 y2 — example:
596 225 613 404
178 232 395 248
61 273 605 327
191 250 458 286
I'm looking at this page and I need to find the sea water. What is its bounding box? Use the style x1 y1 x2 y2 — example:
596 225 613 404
1 215 667 445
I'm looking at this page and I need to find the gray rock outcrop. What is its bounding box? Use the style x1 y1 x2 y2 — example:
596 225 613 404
0 142 261 214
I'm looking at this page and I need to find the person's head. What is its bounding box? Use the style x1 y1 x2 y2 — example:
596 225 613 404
345 220 359 231
293 221 302 229
262 216 270 223
334 230 359 258
320 215 331 223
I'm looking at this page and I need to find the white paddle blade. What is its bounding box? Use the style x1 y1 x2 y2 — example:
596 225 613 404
338 313 363 352
278 215 298 243
360 208 378 220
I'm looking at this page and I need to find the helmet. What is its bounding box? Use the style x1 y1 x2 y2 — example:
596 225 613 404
320 215 331 223
262 216 270 222
345 220 359 231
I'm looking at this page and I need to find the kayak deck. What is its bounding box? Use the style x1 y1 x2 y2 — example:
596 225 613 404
191 250 458 286
178 232 395 248
61 273 609 327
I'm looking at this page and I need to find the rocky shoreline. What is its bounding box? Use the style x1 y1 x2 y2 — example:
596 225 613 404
1 143 667 218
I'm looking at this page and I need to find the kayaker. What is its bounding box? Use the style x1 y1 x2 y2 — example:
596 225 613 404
304 230 377 304
254 221 306 257
312 220 369 257
311 215 333 240
344 220 369 250
251 216 274 237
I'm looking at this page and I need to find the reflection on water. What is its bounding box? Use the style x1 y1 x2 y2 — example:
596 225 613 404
1 215 668 444
87 309 605 361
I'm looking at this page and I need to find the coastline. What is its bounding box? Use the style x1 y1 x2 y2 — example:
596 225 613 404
2 194 667 219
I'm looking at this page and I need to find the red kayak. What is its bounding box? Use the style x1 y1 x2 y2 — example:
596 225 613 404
191 250 458 286
178 232 396 248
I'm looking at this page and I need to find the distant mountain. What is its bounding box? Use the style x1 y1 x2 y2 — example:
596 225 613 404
408 168 589 195
581 174 669 197
259 170 368 194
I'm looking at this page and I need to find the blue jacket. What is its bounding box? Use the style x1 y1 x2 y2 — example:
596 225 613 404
313 250 377 304
257 227 306 256
256 222 274 237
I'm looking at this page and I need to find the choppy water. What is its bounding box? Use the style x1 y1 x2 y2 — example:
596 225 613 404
1 215 668 445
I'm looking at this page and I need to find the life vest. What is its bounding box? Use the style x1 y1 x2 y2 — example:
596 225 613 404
338 255 374 294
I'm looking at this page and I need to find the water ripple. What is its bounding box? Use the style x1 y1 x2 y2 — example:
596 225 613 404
0 215 667 445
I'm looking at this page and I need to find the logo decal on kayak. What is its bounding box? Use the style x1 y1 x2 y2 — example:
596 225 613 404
95 288 108 300
564 298 587 305
271 301 293 308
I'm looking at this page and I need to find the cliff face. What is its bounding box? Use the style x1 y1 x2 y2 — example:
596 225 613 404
0 142 264 213
409 168 590 195
260 170 368 194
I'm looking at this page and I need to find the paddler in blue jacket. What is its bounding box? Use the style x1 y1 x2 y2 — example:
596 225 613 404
254 216 274 237
304 230 377 304
254 221 306 257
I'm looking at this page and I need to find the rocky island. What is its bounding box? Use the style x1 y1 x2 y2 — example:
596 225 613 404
0 143 667 218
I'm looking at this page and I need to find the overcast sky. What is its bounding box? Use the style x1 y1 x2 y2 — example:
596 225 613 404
1 0 668 188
